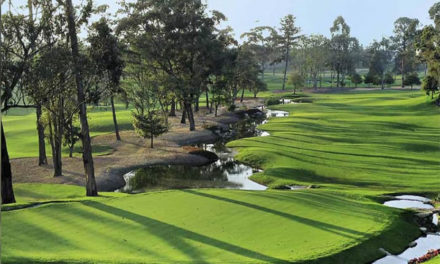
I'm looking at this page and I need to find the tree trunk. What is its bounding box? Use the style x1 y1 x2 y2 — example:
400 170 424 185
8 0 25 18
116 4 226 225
181 105 186 124
36 104 47 165
53 134 62 177
184 101 195 131
110 96 121 141
205 90 209 109
169 98 176 117
401 57 405 88
65 0 97 196
232 83 239 105
150 134 154 148
282 47 289 90
381 74 385 90
336 71 340 88
215 104 218 117
240 87 245 103
1 123 16 204
194 94 199 113
69 146 74 158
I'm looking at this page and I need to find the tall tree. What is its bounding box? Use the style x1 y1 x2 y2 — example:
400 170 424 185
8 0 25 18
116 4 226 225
392 17 420 88
28 45 77 176
26 0 48 166
241 26 277 81
301 34 329 89
276 15 301 90
63 0 98 196
88 18 124 141
118 0 225 131
329 16 359 87
366 38 393 89
1 0 55 203
416 3 440 101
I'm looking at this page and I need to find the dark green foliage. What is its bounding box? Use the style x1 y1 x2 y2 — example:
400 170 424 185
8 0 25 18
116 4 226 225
265 97 281 106
403 72 421 88
63 121 81 158
422 75 439 99
384 73 395 85
132 112 168 148
364 72 377 85
351 73 363 87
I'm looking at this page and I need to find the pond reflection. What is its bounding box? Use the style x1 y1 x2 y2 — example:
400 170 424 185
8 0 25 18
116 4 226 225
118 109 287 193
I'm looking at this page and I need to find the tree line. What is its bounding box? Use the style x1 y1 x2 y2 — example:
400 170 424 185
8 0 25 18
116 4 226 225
242 15 426 91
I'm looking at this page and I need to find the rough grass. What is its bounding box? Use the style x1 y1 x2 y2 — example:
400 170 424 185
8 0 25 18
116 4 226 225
2 184 419 264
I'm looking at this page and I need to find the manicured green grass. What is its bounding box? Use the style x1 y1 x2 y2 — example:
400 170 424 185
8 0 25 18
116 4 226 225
2 184 419 264
2 90 438 263
229 90 440 194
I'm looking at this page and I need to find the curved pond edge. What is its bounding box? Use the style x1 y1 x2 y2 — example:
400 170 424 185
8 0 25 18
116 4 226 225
96 109 265 192
115 107 293 193
373 195 439 264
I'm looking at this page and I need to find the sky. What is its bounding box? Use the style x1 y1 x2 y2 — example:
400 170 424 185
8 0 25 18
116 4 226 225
2 0 436 46
206 0 436 46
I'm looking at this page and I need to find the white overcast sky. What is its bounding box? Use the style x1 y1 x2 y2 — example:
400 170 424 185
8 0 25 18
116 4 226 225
2 0 436 46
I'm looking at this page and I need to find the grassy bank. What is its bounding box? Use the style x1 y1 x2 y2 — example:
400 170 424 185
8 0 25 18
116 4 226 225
229 90 440 194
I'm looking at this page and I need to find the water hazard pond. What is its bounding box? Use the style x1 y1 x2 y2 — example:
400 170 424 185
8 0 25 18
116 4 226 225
374 195 439 264
118 108 289 193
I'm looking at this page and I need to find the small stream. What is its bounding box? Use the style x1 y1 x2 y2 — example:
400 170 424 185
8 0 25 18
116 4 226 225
374 195 439 264
118 107 289 193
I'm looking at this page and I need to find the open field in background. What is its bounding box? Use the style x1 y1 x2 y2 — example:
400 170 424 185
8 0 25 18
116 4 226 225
262 69 426 90
3 105 134 158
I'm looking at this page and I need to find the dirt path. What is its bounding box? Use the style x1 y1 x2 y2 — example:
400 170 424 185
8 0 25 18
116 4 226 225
11 99 264 191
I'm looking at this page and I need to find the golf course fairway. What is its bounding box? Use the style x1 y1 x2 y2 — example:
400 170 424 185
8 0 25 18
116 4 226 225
2 90 439 263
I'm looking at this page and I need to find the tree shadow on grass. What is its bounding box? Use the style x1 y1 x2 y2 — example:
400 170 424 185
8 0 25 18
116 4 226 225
85 201 288 263
49 205 171 261
263 167 382 188
182 190 367 240
242 191 385 221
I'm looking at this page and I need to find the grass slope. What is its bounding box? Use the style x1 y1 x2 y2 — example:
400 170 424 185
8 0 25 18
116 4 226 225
229 90 440 193
2 184 419 264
